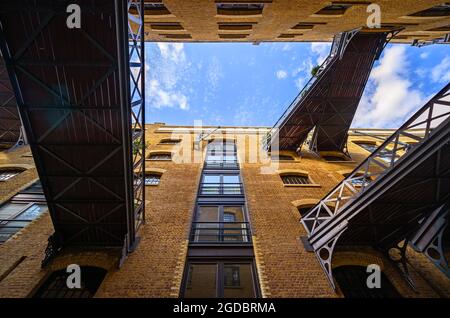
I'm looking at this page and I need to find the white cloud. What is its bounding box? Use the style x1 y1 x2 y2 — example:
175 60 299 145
149 79 189 110
276 70 288 79
157 43 186 63
353 46 425 128
310 42 331 65
431 56 450 84
146 43 190 111
420 52 429 59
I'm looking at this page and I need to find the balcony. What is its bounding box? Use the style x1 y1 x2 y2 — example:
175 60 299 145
199 183 243 196
190 222 251 244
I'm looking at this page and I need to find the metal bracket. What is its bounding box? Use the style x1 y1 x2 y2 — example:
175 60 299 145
411 204 449 278
313 228 347 290
384 240 416 290
339 28 361 60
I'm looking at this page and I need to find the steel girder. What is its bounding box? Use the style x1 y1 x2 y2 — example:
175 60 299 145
0 54 22 147
301 83 450 288
264 30 392 155
0 0 145 265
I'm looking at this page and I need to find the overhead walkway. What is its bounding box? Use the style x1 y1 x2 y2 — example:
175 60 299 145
264 29 393 155
301 83 450 288
0 0 145 266
0 54 22 147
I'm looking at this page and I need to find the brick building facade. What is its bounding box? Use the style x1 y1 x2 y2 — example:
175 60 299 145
0 123 448 298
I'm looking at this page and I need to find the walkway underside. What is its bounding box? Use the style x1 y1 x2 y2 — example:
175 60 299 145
0 0 145 264
269 31 389 154
301 83 450 287
0 55 21 146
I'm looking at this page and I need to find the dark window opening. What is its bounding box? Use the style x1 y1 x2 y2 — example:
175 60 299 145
298 206 313 217
148 153 171 160
160 34 193 39
150 23 184 31
281 174 311 185
218 23 255 31
334 265 402 298
409 4 450 17
159 138 181 144
33 266 107 298
183 261 257 298
145 174 161 185
219 34 249 39
315 4 352 15
217 3 265 15
427 25 450 32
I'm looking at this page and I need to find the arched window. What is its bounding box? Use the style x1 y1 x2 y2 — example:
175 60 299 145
281 174 311 185
148 153 171 161
334 265 401 298
297 205 314 217
145 174 161 186
33 266 107 298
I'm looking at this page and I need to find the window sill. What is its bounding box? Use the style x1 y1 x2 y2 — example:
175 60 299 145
145 159 172 162
324 160 356 164
283 183 321 188
145 184 160 187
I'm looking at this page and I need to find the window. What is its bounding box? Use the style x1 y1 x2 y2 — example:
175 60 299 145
218 23 254 31
143 2 171 15
150 23 184 31
148 153 171 161
159 138 181 144
216 3 265 16
206 141 238 168
408 4 450 17
0 181 47 243
219 34 249 39
201 173 242 195
145 174 161 186
183 261 257 298
0 169 22 181
281 174 311 185
33 266 107 298
191 205 250 243
315 4 352 15
334 265 401 298
298 206 313 217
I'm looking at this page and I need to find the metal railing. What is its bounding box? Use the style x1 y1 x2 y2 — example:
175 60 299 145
199 183 243 195
301 83 450 236
190 222 252 243
204 161 239 169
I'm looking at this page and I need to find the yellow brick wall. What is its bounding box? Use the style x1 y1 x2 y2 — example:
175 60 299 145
0 125 448 298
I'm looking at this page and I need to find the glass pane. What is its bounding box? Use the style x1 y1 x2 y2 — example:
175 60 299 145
203 175 220 183
223 175 239 184
223 264 255 298
223 206 246 242
195 206 219 242
184 264 217 298
0 202 28 220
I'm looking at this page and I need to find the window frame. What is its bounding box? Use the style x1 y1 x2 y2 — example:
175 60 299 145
181 258 260 298
145 174 161 186
281 174 312 185
147 153 172 161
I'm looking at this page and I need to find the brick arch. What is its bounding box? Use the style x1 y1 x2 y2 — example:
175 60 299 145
331 248 414 297
277 169 309 177
145 168 166 176
46 250 117 272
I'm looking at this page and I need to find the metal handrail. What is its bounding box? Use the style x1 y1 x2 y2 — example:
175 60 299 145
199 183 244 195
190 222 252 243
301 83 450 236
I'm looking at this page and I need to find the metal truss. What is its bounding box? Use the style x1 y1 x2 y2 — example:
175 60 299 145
301 83 450 288
411 204 449 278
126 0 146 243
263 29 388 155
0 0 145 263
0 54 21 146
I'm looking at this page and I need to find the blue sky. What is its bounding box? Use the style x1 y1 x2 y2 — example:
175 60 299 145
144 41 449 128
